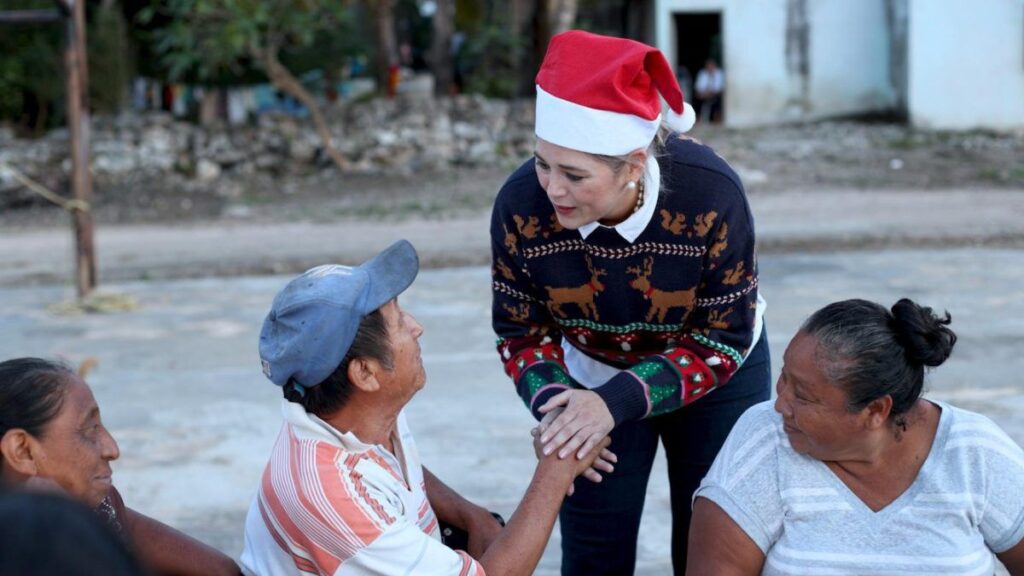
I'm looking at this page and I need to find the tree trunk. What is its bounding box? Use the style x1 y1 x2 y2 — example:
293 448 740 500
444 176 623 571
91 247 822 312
548 0 577 36
260 47 351 171
198 89 220 126
526 0 551 95
509 0 534 96
431 0 455 96
374 0 399 96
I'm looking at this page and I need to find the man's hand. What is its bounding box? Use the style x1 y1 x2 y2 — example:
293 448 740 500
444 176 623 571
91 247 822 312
537 389 615 461
534 433 613 484
533 428 612 495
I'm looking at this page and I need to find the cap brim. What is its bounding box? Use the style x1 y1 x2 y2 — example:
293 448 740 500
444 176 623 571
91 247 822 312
358 239 419 313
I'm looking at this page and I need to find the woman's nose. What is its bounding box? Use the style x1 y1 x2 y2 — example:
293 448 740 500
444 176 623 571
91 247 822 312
547 181 567 199
101 427 120 461
773 379 790 416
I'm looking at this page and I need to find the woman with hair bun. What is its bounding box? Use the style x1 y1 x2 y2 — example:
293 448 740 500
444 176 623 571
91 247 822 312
687 299 1024 575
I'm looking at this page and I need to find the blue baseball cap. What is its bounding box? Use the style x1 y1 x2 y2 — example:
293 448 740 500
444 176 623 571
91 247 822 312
259 240 419 388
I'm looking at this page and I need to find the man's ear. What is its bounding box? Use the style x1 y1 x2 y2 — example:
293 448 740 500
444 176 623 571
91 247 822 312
1 429 40 477
347 357 382 393
862 395 893 429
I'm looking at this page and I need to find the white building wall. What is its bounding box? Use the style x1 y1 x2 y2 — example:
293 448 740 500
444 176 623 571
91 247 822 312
807 1 895 118
907 0 1024 130
655 0 895 127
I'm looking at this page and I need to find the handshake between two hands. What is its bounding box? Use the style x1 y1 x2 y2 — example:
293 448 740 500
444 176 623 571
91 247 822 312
530 389 618 495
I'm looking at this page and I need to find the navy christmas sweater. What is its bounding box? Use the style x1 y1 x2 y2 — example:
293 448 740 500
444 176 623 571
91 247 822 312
490 135 760 425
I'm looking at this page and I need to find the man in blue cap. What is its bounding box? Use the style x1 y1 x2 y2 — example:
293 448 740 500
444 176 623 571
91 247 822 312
240 240 609 576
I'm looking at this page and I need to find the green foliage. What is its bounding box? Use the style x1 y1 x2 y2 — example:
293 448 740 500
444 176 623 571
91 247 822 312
454 0 483 33
89 3 134 113
0 0 64 131
458 24 521 98
138 0 353 84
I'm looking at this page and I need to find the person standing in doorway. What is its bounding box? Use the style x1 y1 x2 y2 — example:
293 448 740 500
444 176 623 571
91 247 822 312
695 58 725 124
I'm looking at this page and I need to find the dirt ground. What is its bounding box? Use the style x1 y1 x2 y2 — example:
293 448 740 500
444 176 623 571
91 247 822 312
2 120 1022 230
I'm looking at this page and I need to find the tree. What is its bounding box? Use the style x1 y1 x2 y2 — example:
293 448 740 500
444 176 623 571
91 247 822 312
139 0 353 171
0 0 64 133
548 0 577 35
370 0 398 96
89 0 132 114
430 0 454 96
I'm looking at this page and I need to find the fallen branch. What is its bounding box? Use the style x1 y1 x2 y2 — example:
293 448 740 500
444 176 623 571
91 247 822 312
0 161 90 212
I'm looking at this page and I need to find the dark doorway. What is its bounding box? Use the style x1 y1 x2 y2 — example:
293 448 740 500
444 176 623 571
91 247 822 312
673 12 723 122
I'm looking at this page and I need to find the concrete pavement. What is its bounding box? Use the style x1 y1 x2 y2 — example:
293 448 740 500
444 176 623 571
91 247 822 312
1 246 1022 574
2 188 1024 287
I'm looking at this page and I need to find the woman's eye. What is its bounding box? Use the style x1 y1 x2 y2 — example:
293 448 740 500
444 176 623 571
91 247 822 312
565 173 584 182
535 161 549 171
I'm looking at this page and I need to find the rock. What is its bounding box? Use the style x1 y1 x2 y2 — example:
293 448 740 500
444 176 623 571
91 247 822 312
196 159 222 181
0 93 603 185
376 130 399 146
288 137 317 163
138 126 177 170
92 139 138 175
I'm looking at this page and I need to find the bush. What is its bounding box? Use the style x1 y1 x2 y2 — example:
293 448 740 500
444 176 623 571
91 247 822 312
457 25 521 99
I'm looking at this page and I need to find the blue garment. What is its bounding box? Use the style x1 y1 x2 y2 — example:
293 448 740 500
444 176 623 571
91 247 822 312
559 332 771 575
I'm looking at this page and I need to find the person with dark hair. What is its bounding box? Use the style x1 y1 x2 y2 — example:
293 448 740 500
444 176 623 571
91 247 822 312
694 58 724 124
241 240 610 576
0 357 241 575
491 30 768 575
0 491 145 576
687 298 1024 575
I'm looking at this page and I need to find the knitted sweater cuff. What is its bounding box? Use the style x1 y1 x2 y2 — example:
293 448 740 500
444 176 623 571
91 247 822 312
594 371 650 426
529 384 571 421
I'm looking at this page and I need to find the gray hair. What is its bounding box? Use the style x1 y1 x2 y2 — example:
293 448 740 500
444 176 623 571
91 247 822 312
801 298 956 428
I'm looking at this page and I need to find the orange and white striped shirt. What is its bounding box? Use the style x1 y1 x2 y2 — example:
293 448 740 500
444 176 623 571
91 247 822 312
240 400 485 576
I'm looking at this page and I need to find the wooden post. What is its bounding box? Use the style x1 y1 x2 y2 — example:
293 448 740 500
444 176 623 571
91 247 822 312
63 0 97 298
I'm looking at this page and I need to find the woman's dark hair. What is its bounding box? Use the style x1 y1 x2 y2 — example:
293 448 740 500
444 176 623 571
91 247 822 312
0 492 146 576
283 309 393 416
0 358 74 441
801 298 957 428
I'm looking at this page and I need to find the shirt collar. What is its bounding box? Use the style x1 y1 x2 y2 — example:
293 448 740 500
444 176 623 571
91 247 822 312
578 155 661 243
281 398 399 454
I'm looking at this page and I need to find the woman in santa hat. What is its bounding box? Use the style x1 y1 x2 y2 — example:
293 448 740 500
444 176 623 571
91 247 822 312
490 30 770 575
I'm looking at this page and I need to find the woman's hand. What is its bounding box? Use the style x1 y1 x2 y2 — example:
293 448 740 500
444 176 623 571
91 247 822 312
531 421 616 494
537 389 615 462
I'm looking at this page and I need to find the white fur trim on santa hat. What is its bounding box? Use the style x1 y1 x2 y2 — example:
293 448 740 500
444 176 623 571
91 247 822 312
535 85 660 156
666 102 696 133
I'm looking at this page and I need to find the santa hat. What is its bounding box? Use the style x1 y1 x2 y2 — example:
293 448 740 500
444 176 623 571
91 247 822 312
535 30 696 156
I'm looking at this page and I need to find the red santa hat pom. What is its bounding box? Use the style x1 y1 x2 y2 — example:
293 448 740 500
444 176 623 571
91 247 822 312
535 30 694 156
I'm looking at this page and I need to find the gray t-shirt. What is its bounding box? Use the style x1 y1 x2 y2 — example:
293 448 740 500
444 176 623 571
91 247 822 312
695 400 1024 575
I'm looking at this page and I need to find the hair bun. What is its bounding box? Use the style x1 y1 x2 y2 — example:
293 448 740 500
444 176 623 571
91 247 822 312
890 298 957 367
